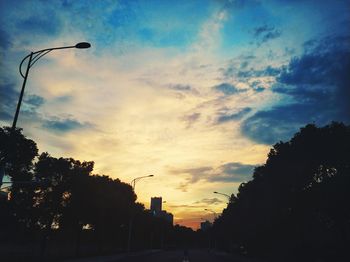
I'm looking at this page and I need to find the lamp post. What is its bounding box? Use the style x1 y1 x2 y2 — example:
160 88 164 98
0 42 91 188
127 174 154 252
204 209 217 250
6 42 90 150
130 174 154 190
213 191 230 200
12 42 91 130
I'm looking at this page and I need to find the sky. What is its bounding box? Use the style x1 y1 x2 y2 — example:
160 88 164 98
0 0 349 229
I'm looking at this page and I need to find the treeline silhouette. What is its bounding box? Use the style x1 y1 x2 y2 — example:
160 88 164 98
213 122 350 261
0 126 199 260
1 122 349 261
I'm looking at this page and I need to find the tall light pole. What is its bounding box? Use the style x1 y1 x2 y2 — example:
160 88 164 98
12 42 91 130
130 174 154 190
0 42 91 188
127 174 154 252
214 191 235 254
213 191 231 203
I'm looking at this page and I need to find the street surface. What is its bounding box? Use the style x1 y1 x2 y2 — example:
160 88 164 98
115 249 249 262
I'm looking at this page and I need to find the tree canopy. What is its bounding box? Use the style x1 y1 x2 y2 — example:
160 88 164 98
213 122 350 261
0 127 191 260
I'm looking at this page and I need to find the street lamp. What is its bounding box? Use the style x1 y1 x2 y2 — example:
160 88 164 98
12 42 91 130
130 174 154 190
128 174 154 252
0 42 91 188
213 191 231 202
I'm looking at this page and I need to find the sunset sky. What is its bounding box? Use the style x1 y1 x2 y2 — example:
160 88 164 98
1 0 349 229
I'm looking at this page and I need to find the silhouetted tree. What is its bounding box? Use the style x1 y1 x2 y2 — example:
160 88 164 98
0 126 207 259
0 127 38 239
214 122 350 261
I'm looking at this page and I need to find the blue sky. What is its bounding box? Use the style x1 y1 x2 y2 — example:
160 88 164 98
1 0 349 228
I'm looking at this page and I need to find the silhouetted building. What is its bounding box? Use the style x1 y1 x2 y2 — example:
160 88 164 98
159 210 174 224
200 220 212 231
150 197 162 214
150 196 173 225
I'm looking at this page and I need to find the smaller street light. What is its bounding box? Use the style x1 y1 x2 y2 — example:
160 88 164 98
130 174 154 190
128 174 154 252
213 191 230 200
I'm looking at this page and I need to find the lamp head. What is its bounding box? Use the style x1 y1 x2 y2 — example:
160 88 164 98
75 42 91 49
213 191 218 194
148 175 154 177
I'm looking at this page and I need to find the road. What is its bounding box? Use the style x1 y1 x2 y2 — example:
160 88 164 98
115 249 249 262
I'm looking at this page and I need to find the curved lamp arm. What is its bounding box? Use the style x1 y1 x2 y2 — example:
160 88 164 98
130 174 154 189
19 42 91 78
213 191 230 199
12 42 90 130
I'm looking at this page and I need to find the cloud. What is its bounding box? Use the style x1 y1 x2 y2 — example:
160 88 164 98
168 84 199 95
241 103 334 144
237 65 281 78
182 112 201 128
168 204 205 209
213 83 247 95
0 83 17 121
171 162 256 187
277 34 350 116
169 84 192 91
217 107 252 123
194 198 223 205
0 28 11 49
0 81 46 126
43 118 93 133
172 166 214 184
16 14 61 36
221 162 255 175
241 34 350 144
24 95 45 108
253 25 282 45
208 162 255 182
250 80 266 92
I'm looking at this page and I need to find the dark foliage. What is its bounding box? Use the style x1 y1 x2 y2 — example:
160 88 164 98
0 126 196 260
213 122 350 261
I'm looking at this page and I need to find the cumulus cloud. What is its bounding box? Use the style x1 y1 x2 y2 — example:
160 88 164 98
213 83 247 95
182 112 201 128
0 83 18 121
194 198 223 205
16 14 62 36
237 66 281 78
0 28 12 49
43 118 93 133
24 94 45 108
208 162 255 182
253 25 282 45
241 34 350 144
217 107 252 123
171 161 256 188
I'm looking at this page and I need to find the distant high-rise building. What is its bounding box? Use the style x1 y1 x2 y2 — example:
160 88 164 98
200 220 212 231
150 196 173 225
150 197 162 214
159 210 174 225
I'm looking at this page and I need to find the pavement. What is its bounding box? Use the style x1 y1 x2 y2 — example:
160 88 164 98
63 249 258 262
62 250 161 262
